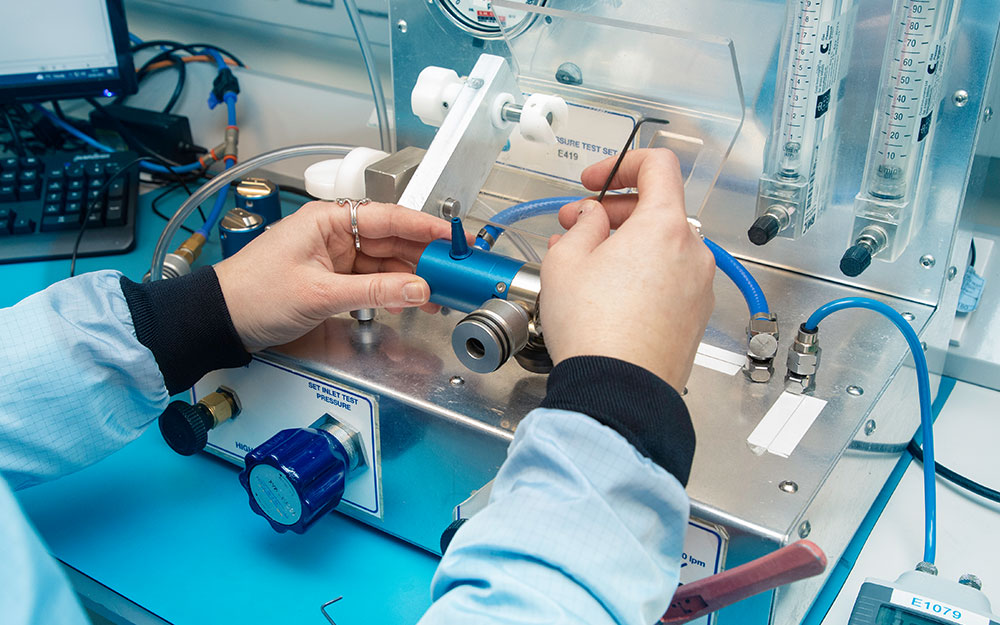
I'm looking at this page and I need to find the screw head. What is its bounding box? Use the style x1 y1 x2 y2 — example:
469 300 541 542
779 480 799 494
681 387 689 396
959 574 983 590
449 376 465 387
901 312 916 321
948 266 958 280
798 520 812 538
468 77 484 89
396 19 408 33
920 254 936 268
953 90 970 107
985 107 995 122
847 385 865 396
495 282 507 293
440 198 461 219
864 419 877 436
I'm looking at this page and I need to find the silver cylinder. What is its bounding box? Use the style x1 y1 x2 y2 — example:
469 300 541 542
451 299 530 374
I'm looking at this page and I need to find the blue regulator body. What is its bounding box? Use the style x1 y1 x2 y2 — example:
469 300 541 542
415 218 527 312
239 427 351 534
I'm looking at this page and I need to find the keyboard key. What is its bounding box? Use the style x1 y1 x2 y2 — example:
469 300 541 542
0 185 15 202
64 201 82 215
43 203 61 216
45 179 64 193
0 219 9 234
85 210 104 227
87 189 103 203
105 199 125 226
0 171 16 185
87 177 105 190
17 182 39 200
108 178 126 199
0 208 13 220
19 170 38 184
12 217 35 234
20 157 40 170
66 165 85 179
85 162 104 178
67 179 84 191
41 214 82 232
1 157 17 170
67 190 83 203
46 167 65 181
45 191 64 204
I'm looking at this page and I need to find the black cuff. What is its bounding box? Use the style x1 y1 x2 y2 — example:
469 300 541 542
120 267 251 395
540 356 696 486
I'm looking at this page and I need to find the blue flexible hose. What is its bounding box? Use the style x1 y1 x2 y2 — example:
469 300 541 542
804 297 936 564
476 196 769 315
197 95 238 236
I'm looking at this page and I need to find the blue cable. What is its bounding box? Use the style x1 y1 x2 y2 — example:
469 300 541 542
476 196 769 315
803 297 936 564
128 32 143 45
196 93 238 236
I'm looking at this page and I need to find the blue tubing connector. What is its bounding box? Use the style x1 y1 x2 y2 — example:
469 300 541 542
804 297 936 564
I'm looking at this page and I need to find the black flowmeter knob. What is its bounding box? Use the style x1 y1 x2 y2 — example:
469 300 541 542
748 214 782 246
158 401 213 456
840 244 873 277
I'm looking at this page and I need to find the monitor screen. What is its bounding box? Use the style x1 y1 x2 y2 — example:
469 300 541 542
0 0 136 102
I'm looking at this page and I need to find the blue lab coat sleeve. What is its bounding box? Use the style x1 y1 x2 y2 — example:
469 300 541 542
0 268 250 625
420 356 695 625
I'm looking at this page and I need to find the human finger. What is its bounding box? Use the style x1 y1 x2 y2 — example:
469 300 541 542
322 201 452 242
557 194 638 230
579 149 685 218
548 200 610 259
352 255 414 275
356 237 429 264
326 272 432 310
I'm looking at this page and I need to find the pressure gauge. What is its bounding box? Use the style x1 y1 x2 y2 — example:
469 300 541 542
436 0 545 38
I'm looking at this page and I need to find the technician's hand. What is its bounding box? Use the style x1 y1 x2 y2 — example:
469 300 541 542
541 149 715 391
214 200 451 352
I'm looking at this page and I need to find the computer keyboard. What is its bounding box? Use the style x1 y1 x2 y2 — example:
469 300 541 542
0 150 140 264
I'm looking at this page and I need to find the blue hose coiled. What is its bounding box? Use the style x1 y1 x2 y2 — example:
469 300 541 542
476 196 769 315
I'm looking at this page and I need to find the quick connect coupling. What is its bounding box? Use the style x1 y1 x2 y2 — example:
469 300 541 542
785 324 822 394
744 312 779 383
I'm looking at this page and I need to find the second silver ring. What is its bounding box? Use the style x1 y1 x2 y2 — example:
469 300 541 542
337 198 371 252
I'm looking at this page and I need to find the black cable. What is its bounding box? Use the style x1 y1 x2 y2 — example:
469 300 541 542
134 52 187 114
51 100 68 121
908 439 1000 504
151 183 196 234
130 40 245 67
70 156 148 277
1 108 25 157
970 239 977 268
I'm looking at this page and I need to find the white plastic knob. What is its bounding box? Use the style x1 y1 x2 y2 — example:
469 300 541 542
411 66 465 127
303 147 389 200
518 93 569 145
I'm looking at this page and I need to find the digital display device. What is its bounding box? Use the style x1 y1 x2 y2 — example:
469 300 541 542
0 0 136 102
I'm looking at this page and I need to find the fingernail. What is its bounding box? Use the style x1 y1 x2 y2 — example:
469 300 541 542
403 281 428 304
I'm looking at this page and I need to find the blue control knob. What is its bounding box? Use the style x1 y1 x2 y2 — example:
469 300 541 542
239 419 363 534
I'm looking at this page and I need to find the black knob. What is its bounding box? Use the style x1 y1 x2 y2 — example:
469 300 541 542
158 400 213 456
840 244 873 277
748 214 782 246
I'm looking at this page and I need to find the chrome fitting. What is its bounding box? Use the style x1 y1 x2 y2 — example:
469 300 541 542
744 312 779 383
311 414 366 472
785 324 821 394
452 299 530 374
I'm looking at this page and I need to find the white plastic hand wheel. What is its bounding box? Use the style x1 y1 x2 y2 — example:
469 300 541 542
518 93 569 145
303 147 389 200
411 66 465 127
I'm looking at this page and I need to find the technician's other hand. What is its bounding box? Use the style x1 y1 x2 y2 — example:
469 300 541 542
541 149 715 391
215 201 451 352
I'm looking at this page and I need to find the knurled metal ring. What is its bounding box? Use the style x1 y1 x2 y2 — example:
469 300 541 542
336 198 371 252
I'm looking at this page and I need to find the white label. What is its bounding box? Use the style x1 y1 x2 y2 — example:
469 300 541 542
747 391 827 458
195 357 383 518
679 518 728 625
249 464 302 525
497 101 637 185
694 343 745 376
891 589 991 625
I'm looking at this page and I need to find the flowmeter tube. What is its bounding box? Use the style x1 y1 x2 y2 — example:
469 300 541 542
752 0 854 245
843 0 956 275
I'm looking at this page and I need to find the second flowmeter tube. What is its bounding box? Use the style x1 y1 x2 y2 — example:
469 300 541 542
842 0 957 276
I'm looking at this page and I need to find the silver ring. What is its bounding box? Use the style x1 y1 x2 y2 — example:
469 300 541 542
336 198 371 252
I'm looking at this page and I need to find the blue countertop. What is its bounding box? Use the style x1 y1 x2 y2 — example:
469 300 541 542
4 189 440 624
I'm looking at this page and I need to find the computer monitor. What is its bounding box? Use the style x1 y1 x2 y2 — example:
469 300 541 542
0 0 136 103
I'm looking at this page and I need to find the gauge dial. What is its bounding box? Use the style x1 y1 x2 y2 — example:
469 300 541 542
436 0 544 37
